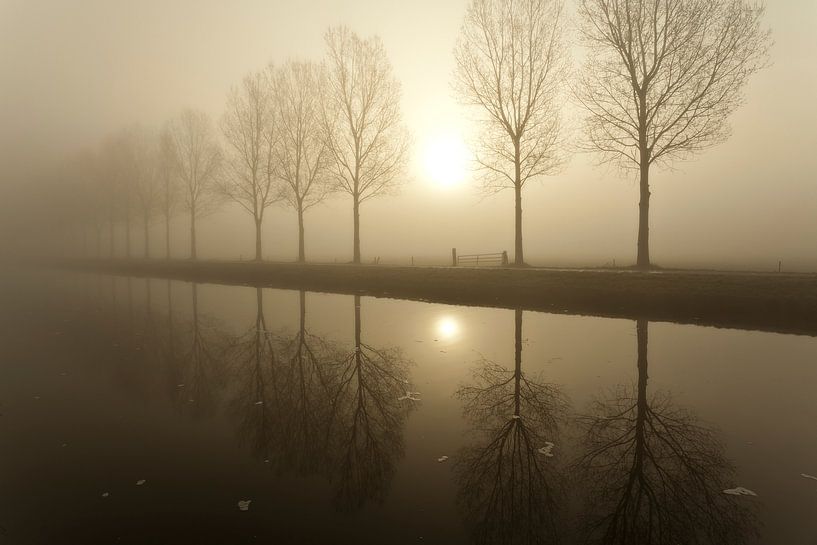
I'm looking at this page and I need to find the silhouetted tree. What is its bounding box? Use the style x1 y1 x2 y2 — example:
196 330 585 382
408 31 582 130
455 309 567 544
226 287 287 464
274 61 332 262
576 0 772 268
174 283 228 417
220 69 280 261
157 129 180 259
100 132 135 258
166 109 223 260
572 319 757 544
275 290 335 474
129 128 162 258
326 295 413 509
322 26 409 263
454 0 568 266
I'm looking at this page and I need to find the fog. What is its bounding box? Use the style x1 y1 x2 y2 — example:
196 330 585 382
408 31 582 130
1 0 816 270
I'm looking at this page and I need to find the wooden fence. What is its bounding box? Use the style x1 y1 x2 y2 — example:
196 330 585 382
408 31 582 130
452 248 509 267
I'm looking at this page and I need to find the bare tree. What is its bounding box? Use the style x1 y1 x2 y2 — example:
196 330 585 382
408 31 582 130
100 132 135 258
326 295 414 510
576 0 772 268
322 26 409 264
572 319 758 543
220 69 280 261
455 309 568 543
454 0 568 266
157 129 180 259
274 60 331 262
166 109 223 260
128 128 162 259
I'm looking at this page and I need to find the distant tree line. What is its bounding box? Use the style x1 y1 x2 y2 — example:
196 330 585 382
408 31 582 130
61 26 407 264
56 0 770 269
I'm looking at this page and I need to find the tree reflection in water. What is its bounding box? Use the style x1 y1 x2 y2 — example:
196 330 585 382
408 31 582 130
226 287 286 465
276 290 335 476
455 308 567 545
573 319 757 545
172 283 229 418
326 295 414 511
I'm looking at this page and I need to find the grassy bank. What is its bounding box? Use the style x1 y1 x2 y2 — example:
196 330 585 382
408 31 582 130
56 258 817 336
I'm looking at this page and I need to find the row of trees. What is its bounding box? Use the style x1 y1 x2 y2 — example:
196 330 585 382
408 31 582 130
70 25 408 263
454 0 770 267
66 0 770 268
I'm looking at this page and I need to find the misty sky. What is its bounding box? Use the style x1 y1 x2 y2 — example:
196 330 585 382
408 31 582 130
1 0 816 269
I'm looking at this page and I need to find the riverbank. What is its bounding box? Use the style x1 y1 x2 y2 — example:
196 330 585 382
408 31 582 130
52 258 817 336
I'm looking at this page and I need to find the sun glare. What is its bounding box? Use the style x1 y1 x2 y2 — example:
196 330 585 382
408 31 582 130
435 316 461 340
423 132 469 187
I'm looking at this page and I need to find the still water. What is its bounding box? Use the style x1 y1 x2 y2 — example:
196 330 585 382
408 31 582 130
0 270 816 544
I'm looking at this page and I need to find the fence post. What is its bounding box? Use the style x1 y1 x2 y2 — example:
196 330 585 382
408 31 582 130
502 250 508 266
452 248 457 266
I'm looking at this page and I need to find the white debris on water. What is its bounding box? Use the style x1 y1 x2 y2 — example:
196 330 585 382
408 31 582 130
398 391 421 402
254 401 263 405
136 480 146 486
437 456 449 463
238 500 251 511
723 487 757 497
177 384 185 388
538 442 555 457
801 473 817 482
101 492 110 498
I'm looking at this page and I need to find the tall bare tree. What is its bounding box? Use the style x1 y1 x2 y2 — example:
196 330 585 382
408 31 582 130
100 132 135 258
274 60 331 262
129 128 162 259
576 0 772 268
220 69 280 261
454 0 568 266
167 109 223 260
158 129 180 259
322 26 409 264
572 320 757 543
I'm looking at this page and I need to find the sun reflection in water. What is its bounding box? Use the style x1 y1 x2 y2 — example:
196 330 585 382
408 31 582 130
435 316 461 341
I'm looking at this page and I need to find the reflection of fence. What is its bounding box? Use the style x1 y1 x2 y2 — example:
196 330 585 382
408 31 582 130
452 248 509 266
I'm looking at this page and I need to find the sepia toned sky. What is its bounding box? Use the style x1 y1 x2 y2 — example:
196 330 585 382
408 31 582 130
1 0 816 269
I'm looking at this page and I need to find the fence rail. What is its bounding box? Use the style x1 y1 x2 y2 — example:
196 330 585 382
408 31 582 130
452 248 508 267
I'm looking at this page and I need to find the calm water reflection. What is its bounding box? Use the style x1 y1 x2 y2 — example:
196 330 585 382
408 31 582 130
0 270 815 544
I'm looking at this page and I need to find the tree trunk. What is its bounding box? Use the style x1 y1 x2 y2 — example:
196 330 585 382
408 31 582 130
297 206 305 263
143 211 150 259
125 209 131 259
352 196 361 264
190 208 197 260
514 143 524 266
165 210 171 260
514 307 522 416
514 182 524 266
299 290 306 333
633 318 649 485
637 156 651 269
254 217 262 261
354 294 361 348
109 217 115 258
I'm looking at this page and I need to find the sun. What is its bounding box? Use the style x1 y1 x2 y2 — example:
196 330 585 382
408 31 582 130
422 132 469 187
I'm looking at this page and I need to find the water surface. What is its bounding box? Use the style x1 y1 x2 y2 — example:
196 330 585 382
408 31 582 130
0 270 815 544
